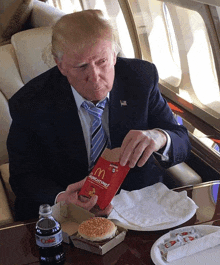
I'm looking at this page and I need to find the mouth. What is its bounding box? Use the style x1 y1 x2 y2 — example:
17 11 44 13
93 85 102 90
93 86 105 92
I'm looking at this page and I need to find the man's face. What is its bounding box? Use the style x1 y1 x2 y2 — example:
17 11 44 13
56 39 117 103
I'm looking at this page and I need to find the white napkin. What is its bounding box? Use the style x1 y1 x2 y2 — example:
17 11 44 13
108 183 198 228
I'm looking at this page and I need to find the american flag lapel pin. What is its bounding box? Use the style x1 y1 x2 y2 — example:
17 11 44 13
120 100 127 107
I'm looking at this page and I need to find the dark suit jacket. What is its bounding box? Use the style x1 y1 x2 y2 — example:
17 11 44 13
7 57 191 220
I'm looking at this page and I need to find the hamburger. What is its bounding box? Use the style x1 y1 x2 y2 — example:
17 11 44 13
78 217 117 242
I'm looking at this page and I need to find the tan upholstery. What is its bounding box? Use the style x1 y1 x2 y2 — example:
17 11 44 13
0 0 34 45
30 0 65 28
166 162 202 186
0 44 24 100
0 177 14 226
0 92 11 166
0 163 15 211
11 27 55 84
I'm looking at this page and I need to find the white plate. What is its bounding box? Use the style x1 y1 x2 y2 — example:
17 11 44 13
151 225 220 265
108 183 198 231
109 206 197 231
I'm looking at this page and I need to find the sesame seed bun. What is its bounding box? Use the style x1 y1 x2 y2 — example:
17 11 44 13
78 217 117 242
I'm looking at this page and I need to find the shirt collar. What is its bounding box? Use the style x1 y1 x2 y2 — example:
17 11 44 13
71 85 109 110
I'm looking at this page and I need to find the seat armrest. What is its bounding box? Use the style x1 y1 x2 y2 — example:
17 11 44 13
166 162 202 186
0 178 14 226
30 0 65 28
0 163 16 209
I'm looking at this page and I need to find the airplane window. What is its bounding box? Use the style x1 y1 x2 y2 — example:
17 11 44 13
173 5 219 109
126 0 220 131
83 0 135 58
166 3 220 131
163 3 181 75
126 0 182 87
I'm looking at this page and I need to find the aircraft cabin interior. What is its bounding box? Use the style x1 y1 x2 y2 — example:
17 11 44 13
0 0 220 227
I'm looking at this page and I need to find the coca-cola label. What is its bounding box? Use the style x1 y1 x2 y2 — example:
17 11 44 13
35 230 63 248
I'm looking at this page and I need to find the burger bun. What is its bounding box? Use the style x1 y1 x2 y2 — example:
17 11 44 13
78 217 117 242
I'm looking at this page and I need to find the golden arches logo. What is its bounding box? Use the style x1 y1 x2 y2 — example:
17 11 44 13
94 168 105 179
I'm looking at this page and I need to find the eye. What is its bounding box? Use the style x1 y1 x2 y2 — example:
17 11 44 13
72 63 88 70
78 64 88 70
98 58 107 65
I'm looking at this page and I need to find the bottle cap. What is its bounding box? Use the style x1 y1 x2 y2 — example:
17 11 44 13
39 204 52 216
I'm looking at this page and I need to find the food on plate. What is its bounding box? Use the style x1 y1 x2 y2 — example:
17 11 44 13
78 217 117 242
158 227 203 261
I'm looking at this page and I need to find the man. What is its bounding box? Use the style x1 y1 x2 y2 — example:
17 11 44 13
7 10 191 221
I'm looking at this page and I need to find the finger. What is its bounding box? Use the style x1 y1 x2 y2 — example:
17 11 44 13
120 135 132 166
76 195 98 211
79 195 90 203
137 140 156 167
120 132 133 155
66 177 87 193
97 203 113 216
92 203 113 217
128 140 148 168
120 132 142 166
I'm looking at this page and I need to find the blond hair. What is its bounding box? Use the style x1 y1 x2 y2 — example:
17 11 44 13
52 10 116 61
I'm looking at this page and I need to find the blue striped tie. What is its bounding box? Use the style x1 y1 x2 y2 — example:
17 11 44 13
82 99 108 168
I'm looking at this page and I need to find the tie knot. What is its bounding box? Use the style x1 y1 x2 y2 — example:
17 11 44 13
97 98 107 110
82 99 107 119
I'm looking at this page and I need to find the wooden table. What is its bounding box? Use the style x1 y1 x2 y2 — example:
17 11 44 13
1 181 220 265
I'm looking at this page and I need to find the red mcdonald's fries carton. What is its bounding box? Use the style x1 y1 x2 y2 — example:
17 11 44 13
79 148 130 210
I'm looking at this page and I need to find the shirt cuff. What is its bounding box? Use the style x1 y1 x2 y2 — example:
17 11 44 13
54 191 65 204
154 129 171 161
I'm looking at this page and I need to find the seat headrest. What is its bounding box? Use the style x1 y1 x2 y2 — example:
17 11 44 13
0 44 24 100
11 27 56 84
0 92 11 165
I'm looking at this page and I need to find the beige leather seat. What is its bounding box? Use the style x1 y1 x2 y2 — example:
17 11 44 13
0 0 65 226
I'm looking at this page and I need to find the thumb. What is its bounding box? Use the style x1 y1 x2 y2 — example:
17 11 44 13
66 178 87 193
78 195 98 211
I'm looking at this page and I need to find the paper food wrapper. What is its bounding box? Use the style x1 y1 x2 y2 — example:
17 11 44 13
165 228 220 262
79 148 130 210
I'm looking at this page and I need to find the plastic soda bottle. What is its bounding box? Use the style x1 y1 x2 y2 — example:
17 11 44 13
35 204 65 264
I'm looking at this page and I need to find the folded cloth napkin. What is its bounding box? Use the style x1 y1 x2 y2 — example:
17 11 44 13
108 182 198 228
165 228 220 262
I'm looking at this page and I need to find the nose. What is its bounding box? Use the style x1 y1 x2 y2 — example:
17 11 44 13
87 65 100 83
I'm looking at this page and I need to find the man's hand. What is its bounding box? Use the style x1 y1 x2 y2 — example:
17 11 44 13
120 129 167 168
56 178 113 216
